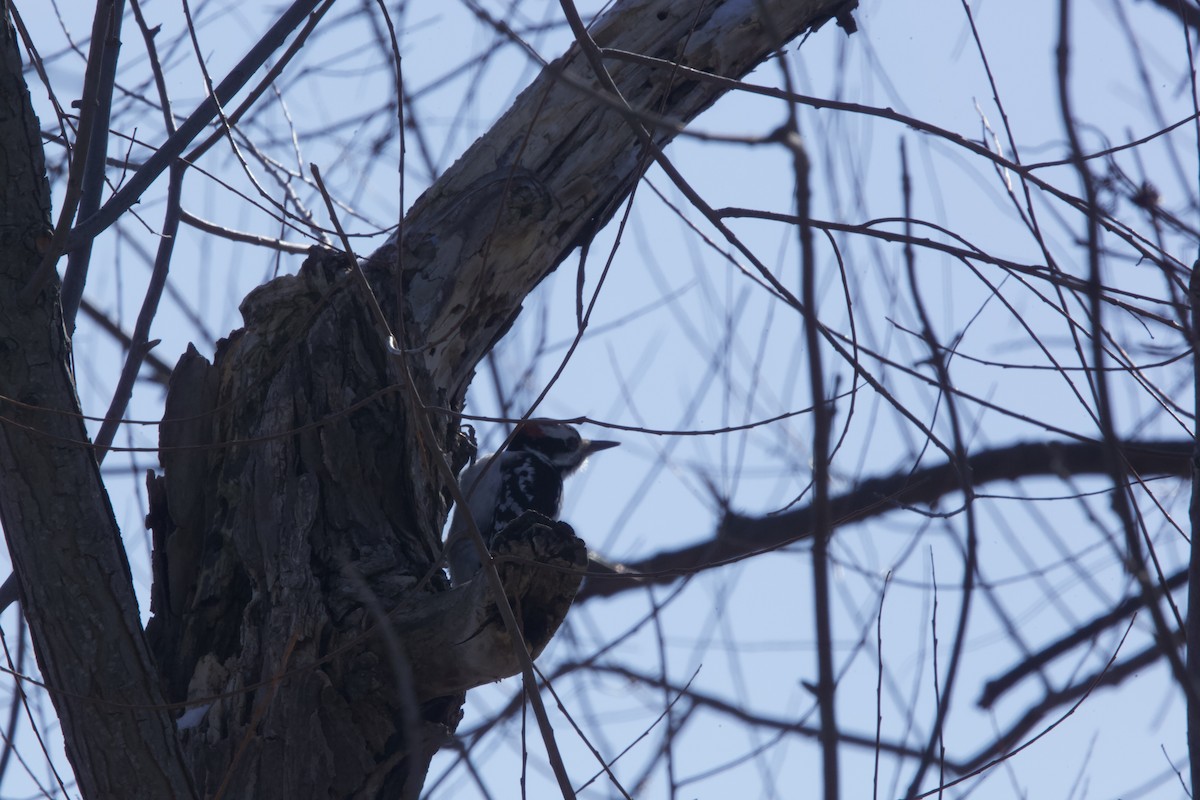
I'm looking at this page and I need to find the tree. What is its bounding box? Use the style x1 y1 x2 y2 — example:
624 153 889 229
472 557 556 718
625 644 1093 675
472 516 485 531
0 0 1195 798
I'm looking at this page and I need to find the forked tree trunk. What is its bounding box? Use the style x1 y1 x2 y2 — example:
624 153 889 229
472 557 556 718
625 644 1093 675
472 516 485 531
0 1 855 797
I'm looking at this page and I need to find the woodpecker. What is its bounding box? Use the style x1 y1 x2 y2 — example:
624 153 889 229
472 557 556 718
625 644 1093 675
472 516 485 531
445 421 618 586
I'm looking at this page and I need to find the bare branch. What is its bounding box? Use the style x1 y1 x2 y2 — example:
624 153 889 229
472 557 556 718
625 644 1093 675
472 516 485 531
578 439 1192 600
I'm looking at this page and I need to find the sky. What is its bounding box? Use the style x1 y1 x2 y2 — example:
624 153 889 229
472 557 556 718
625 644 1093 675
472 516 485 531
7 0 1200 797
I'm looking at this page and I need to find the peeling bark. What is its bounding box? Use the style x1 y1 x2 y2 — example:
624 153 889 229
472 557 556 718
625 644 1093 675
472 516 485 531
141 1 854 795
146 254 587 797
369 0 856 406
1 0 855 796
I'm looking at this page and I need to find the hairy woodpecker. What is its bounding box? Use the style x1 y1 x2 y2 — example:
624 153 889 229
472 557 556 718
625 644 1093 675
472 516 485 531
445 421 618 586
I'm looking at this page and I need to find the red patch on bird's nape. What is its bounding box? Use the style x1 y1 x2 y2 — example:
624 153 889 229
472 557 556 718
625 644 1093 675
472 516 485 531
518 421 552 441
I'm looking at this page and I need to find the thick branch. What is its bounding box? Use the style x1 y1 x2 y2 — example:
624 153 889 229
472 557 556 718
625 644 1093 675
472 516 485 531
578 439 1192 600
367 0 855 407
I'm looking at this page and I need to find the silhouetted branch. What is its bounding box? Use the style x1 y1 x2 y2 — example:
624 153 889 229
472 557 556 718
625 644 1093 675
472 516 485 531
980 567 1187 708
963 633 1180 774
1144 0 1200 33
579 439 1191 600
589 664 965 773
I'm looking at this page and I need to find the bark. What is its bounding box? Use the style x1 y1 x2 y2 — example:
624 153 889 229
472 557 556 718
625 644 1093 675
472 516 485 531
2 0 856 796
147 252 589 797
367 0 857 405
0 16 195 800
143 1 855 795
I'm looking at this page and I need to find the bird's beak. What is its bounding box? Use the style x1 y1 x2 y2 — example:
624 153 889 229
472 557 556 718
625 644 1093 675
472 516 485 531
582 439 619 456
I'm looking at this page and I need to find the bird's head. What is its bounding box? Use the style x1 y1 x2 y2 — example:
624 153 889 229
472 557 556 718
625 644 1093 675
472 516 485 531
509 421 619 474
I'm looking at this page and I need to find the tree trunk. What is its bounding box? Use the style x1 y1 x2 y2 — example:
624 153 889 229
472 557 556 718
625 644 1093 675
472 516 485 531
146 250 591 797
1 0 855 796
0 15 195 800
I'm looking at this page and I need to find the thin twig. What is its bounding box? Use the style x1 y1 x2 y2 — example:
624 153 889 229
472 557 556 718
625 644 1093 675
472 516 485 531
92 0 185 457
63 0 329 250
20 1 118 302
898 139 980 800
873 573 890 800
1057 0 1196 714
60 0 125 332
1187 261 1200 790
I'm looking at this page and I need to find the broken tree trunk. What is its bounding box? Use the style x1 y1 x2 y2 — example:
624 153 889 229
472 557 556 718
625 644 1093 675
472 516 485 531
137 0 854 796
146 250 589 797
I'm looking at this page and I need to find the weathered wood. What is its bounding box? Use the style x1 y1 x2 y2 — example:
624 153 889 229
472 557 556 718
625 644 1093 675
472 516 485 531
2 0 855 796
142 1 855 795
370 0 856 405
148 252 449 798
147 252 588 797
